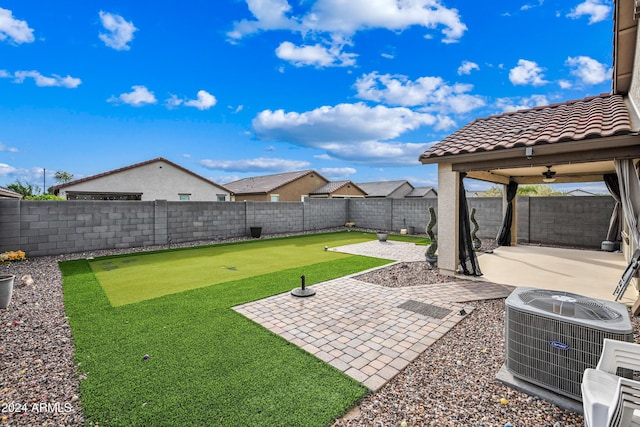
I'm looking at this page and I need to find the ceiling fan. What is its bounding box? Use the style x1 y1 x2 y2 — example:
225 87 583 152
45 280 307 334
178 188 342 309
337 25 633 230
542 165 556 183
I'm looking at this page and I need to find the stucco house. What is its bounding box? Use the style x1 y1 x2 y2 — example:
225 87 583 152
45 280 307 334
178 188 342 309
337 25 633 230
308 180 367 198
405 186 438 198
225 170 330 202
52 157 231 201
357 180 415 198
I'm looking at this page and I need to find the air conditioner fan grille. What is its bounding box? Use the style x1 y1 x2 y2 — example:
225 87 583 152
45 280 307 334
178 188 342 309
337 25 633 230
517 289 621 321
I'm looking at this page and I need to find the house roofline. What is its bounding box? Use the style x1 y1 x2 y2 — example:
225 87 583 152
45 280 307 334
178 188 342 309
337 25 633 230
52 157 231 194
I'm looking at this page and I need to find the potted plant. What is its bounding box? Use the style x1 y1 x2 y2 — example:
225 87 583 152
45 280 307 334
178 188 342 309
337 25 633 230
470 207 482 250
0 274 15 309
425 207 438 263
249 226 262 238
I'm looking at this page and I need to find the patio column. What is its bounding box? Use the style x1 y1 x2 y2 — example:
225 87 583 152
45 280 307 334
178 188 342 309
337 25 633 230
501 186 518 246
437 163 459 276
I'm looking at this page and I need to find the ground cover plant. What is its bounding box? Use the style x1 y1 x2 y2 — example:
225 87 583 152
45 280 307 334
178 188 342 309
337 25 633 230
61 232 397 426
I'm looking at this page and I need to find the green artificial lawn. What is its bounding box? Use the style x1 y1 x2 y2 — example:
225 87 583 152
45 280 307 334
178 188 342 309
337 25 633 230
89 231 381 306
62 232 394 427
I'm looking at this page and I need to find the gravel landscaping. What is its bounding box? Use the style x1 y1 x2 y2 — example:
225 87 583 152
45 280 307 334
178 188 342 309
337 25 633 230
1 233 638 426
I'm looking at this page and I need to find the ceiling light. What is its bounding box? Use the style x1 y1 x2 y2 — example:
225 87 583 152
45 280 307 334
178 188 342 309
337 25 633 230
542 165 556 183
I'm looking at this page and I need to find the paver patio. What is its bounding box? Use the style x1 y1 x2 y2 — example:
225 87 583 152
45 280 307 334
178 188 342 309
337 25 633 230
234 241 514 390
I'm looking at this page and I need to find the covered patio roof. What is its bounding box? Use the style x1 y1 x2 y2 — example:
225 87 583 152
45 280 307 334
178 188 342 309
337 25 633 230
419 94 640 185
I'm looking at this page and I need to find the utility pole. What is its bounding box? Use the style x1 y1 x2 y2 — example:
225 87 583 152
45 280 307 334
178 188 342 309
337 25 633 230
43 168 45 194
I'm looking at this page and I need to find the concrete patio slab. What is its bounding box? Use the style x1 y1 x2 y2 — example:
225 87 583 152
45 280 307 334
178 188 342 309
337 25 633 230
477 245 637 305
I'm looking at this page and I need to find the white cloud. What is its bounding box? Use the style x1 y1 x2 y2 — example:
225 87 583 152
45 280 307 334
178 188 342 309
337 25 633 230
567 0 611 24
275 41 357 67
521 0 544 11
509 59 547 86
0 69 11 78
184 90 217 110
457 60 479 75
354 72 485 114
108 85 157 106
320 167 357 179
228 0 467 44
0 163 18 176
0 143 18 153
252 102 439 165
165 94 183 109
0 7 34 44
165 90 217 110
566 55 611 84
99 11 137 51
558 80 572 89
496 94 549 112
200 157 310 172
13 70 81 88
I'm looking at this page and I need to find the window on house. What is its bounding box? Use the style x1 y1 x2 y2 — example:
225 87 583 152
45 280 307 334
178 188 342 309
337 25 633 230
217 194 226 202
179 194 191 201
270 194 279 202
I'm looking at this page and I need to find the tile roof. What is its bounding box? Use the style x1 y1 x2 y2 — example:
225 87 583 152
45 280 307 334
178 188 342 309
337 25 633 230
419 94 633 162
356 180 413 197
52 157 229 192
225 170 324 194
309 180 366 195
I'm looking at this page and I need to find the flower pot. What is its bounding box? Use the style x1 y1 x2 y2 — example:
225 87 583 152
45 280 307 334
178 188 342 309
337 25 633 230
376 232 388 242
250 227 262 238
0 274 15 309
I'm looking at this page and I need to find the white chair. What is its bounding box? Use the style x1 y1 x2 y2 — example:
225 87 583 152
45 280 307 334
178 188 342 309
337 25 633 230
581 338 640 427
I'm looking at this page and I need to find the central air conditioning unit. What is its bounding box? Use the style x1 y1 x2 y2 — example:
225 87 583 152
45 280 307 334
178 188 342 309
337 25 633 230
505 287 633 401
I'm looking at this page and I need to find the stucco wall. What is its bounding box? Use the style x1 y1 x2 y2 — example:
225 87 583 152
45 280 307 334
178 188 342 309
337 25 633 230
58 160 230 201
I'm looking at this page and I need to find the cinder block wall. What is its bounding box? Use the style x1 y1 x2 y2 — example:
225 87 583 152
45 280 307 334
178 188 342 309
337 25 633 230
1 200 156 256
304 198 348 230
167 201 246 244
467 197 504 239
527 196 615 247
390 199 437 234
249 201 304 235
0 196 616 257
349 199 393 230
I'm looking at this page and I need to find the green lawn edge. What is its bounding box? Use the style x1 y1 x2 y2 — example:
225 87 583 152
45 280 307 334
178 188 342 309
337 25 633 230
62 245 391 426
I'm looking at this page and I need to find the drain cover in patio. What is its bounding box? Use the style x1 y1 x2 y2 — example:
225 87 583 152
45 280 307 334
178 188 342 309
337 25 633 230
398 300 452 319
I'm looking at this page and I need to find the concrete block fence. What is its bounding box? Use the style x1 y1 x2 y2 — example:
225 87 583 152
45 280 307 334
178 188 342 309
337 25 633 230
0 196 615 257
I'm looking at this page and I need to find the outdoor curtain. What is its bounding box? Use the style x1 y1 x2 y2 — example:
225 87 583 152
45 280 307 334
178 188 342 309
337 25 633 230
496 180 518 247
459 173 482 276
615 159 640 248
604 172 622 242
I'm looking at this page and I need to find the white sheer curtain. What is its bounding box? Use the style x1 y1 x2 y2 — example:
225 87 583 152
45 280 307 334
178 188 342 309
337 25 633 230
614 159 640 248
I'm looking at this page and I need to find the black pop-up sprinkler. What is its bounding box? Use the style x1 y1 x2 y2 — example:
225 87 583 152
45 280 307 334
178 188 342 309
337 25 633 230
291 274 316 297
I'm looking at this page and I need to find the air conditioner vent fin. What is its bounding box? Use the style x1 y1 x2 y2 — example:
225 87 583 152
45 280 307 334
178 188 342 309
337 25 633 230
517 289 621 321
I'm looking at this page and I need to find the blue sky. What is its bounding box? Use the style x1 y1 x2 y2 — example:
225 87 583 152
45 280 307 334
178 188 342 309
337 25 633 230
0 0 615 193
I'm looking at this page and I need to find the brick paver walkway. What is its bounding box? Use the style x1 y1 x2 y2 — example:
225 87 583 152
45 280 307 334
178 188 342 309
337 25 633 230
233 240 514 390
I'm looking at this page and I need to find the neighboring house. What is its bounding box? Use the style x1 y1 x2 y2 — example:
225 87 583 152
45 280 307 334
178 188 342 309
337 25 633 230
225 170 329 202
0 187 23 199
567 189 598 196
308 180 367 198
52 157 231 201
357 180 414 198
465 191 484 198
405 186 438 198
